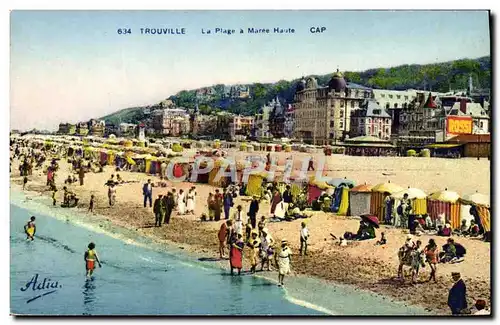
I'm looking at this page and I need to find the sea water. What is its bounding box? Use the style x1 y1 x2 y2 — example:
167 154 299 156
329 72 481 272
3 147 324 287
10 190 429 316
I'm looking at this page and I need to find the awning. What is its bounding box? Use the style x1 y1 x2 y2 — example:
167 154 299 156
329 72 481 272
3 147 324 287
426 144 462 149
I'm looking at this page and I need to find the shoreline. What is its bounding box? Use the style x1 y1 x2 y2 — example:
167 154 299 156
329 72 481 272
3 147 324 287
10 186 429 316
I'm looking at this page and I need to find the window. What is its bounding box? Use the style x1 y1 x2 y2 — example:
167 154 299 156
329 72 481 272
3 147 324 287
329 133 334 139
330 121 334 127
340 110 344 118
351 101 355 108
360 118 365 124
339 121 344 129
340 101 345 108
404 95 409 100
480 121 484 128
394 103 398 108
381 94 386 98
385 128 389 134
397 95 401 99
367 118 371 123
386 103 390 109
388 94 393 99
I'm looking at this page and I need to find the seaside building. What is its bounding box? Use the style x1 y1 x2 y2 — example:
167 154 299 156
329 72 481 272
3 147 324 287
293 70 372 145
350 100 392 139
152 108 190 137
284 104 295 139
268 97 286 139
57 123 76 135
229 115 254 141
88 119 106 137
119 123 137 137
255 103 272 140
76 122 89 136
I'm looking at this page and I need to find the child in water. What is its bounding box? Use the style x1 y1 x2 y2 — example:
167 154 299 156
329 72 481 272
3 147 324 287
84 242 102 277
24 216 36 240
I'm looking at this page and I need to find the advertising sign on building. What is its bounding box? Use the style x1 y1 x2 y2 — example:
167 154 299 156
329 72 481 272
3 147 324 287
446 116 473 135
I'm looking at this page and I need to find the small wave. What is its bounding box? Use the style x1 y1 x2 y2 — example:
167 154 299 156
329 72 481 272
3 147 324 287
283 293 336 316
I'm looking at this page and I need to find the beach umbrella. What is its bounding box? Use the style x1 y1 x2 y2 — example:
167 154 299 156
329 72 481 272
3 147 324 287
461 191 490 207
392 187 427 200
360 214 380 228
350 183 373 193
371 181 403 194
429 189 460 203
327 178 356 188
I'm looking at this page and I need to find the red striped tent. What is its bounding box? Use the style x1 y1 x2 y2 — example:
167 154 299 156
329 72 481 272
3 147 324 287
427 189 461 229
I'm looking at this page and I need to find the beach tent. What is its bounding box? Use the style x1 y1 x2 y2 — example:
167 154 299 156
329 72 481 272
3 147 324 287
245 172 267 197
459 191 490 227
370 181 403 222
473 204 491 233
327 177 356 188
427 189 461 229
307 178 333 205
349 183 372 216
392 187 428 215
331 185 349 216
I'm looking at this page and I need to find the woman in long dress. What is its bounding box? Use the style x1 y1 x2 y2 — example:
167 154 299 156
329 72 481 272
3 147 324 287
186 188 195 214
177 189 186 215
276 239 292 287
230 233 244 275
270 190 281 215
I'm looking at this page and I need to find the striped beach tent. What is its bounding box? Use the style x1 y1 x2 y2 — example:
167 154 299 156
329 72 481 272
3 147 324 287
370 181 403 222
427 189 461 229
475 205 491 232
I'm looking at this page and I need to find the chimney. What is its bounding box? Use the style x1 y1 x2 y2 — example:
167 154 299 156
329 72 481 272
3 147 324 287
460 99 467 114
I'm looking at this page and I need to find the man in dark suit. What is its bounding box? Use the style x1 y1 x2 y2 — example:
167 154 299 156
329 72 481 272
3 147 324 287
448 272 468 315
153 194 164 227
163 192 175 225
143 179 153 208
248 196 260 229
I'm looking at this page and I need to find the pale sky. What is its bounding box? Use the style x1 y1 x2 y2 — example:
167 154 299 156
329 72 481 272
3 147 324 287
10 10 490 131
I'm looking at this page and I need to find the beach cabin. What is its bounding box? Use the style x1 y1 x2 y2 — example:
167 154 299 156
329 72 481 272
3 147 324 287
427 189 461 229
349 183 373 216
459 191 490 228
392 187 428 215
370 181 403 222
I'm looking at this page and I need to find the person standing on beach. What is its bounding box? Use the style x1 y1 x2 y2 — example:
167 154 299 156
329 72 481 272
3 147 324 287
299 221 309 256
448 272 467 315
143 179 153 208
232 205 244 235
108 183 117 207
248 196 259 229
218 220 232 259
260 228 274 271
89 194 95 213
214 189 222 221
424 239 439 282
163 192 175 225
223 188 233 220
84 242 102 278
78 166 85 186
23 175 28 190
51 188 57 206
153 194 165 227
230 232 244 276
24 216 36 241
171 188 178 210
177 189 186 215
270 189 281 216
276 239 292 287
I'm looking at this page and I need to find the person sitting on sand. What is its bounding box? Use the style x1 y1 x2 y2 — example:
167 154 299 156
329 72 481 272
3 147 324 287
24 216 36 241
467 220 480 237
473 299 490 315
375 232 387 245
440 238 457 263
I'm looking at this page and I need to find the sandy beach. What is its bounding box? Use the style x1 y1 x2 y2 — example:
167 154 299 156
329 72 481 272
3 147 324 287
11 150 491 315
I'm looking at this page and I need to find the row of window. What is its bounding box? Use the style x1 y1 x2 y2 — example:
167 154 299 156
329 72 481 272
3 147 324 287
379 93 410 100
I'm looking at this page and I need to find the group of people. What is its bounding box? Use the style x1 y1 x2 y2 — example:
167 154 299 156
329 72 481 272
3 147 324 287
217 216 295 286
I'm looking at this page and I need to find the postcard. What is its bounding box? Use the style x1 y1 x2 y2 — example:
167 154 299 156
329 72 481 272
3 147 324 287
9 10 491 316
